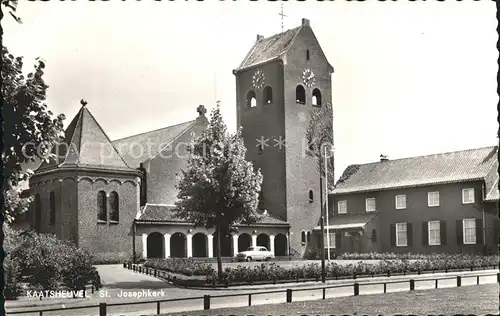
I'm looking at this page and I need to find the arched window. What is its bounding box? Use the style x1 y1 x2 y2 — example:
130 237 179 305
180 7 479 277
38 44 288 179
306 49 310 61
97 191 107 221
246 90 257 108
34 194 41 231
372 229 377 243
309 190 314 203
312 88 322 107
301 231 306 243
109 191 119 222
306 231 311 243
49 191 56 225
296 85 306 104
264 86 273 104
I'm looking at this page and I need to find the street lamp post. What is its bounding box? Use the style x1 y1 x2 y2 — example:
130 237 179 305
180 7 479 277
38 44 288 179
318 135 333 282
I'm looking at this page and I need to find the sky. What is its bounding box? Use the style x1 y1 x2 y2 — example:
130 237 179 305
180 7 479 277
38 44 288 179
4 1 498 181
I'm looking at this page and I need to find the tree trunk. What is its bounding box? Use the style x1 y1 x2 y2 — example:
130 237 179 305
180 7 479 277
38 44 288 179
216 211 223 282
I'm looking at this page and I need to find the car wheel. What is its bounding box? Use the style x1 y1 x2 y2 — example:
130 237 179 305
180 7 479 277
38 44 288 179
246 257 252 262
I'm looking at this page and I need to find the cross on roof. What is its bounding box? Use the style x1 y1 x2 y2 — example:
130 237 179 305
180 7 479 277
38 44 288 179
197 104 207 116
278 3 287 33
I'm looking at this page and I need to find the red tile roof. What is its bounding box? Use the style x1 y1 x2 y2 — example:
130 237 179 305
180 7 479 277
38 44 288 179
235 26 303 72
136 204 289 227
38 105 135 172
333 146 498 195
112 121 195 168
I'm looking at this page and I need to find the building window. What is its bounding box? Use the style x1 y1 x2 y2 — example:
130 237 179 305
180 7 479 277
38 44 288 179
396 223 408 247
246 90 257 108
371 229 377 243
323 232 336 248
308 190 314 203
462 188 475 204
97 191 107 222
428 191 439 207
306 49 310 61
428 220 441 245
109 191 119 222
463 219 476 244
365 198 376 212
338 200 347 214
301 231 306 244
34 194 41 231
312 88 322 107
264 86 273 104
296 85 306 104
49 191 56 226
306 231 311 243
395 194 406 209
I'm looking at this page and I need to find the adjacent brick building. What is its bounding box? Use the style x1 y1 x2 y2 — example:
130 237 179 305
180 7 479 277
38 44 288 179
314 146 499 256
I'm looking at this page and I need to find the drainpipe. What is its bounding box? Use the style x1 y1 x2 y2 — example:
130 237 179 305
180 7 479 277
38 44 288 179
132 219 137 263
481 183 486 255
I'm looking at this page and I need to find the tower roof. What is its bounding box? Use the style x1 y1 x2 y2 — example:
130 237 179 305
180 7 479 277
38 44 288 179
38 102 134 172
233 18 333 74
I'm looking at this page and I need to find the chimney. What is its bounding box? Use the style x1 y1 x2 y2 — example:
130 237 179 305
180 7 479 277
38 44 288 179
302 18 310 26
257 34 264 41
380 154 389 162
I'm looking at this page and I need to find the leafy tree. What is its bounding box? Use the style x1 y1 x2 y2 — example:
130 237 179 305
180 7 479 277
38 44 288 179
305 102 335 191
175 104 263 280
2 43 65 223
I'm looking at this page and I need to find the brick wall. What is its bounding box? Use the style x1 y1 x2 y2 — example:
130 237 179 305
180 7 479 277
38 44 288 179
329 181 499 254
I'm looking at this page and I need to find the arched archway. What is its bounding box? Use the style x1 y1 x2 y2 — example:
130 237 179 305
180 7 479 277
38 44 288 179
296 85 306 104
246 91 257 108
170 233 187 258
212 232 232 257
264 86 273 104
312 88 322 106
274 234 287 256
147 232 164 258
257 233 270 250
192 233 208 257
238 233 252 252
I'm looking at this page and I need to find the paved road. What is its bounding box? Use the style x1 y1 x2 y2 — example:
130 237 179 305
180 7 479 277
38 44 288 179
6 265 498 316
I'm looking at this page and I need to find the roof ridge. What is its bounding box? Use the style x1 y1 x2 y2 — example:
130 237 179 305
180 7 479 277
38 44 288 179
82 106 134 169
356 145 498 166
112 119 196 142
147 121 197 162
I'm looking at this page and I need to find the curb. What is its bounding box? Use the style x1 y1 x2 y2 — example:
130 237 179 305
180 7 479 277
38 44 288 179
177 269 500 291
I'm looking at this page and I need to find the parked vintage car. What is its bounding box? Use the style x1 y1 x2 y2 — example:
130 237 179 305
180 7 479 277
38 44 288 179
236 246 274 262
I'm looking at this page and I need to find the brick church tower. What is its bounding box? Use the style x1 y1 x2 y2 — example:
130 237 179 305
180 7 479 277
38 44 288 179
233 19 334 256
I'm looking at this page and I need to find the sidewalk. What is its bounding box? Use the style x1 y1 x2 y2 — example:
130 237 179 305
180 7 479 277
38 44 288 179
6 268 497 310
185 268 500 291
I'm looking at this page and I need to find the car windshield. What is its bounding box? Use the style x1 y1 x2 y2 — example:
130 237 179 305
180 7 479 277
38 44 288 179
246 247 256 251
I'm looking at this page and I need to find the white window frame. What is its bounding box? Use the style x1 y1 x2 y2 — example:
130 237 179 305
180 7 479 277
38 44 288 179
395 194 407 210
395 222 408 247
463 219 476 245
428 220 441 246
365 198 376 212
462 188 475 204
427 191 440 207
338 200 347 214
323 232 336 249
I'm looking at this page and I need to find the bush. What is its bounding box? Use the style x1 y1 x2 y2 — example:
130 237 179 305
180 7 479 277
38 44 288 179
4 254 23 300
7 228 101 293
144 258 214 276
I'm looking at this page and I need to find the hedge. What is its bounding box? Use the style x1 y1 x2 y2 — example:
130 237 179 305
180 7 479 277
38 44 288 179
143 254 499 285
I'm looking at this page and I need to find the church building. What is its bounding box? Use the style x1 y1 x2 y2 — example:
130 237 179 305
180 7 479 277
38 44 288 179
25 18 333 262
